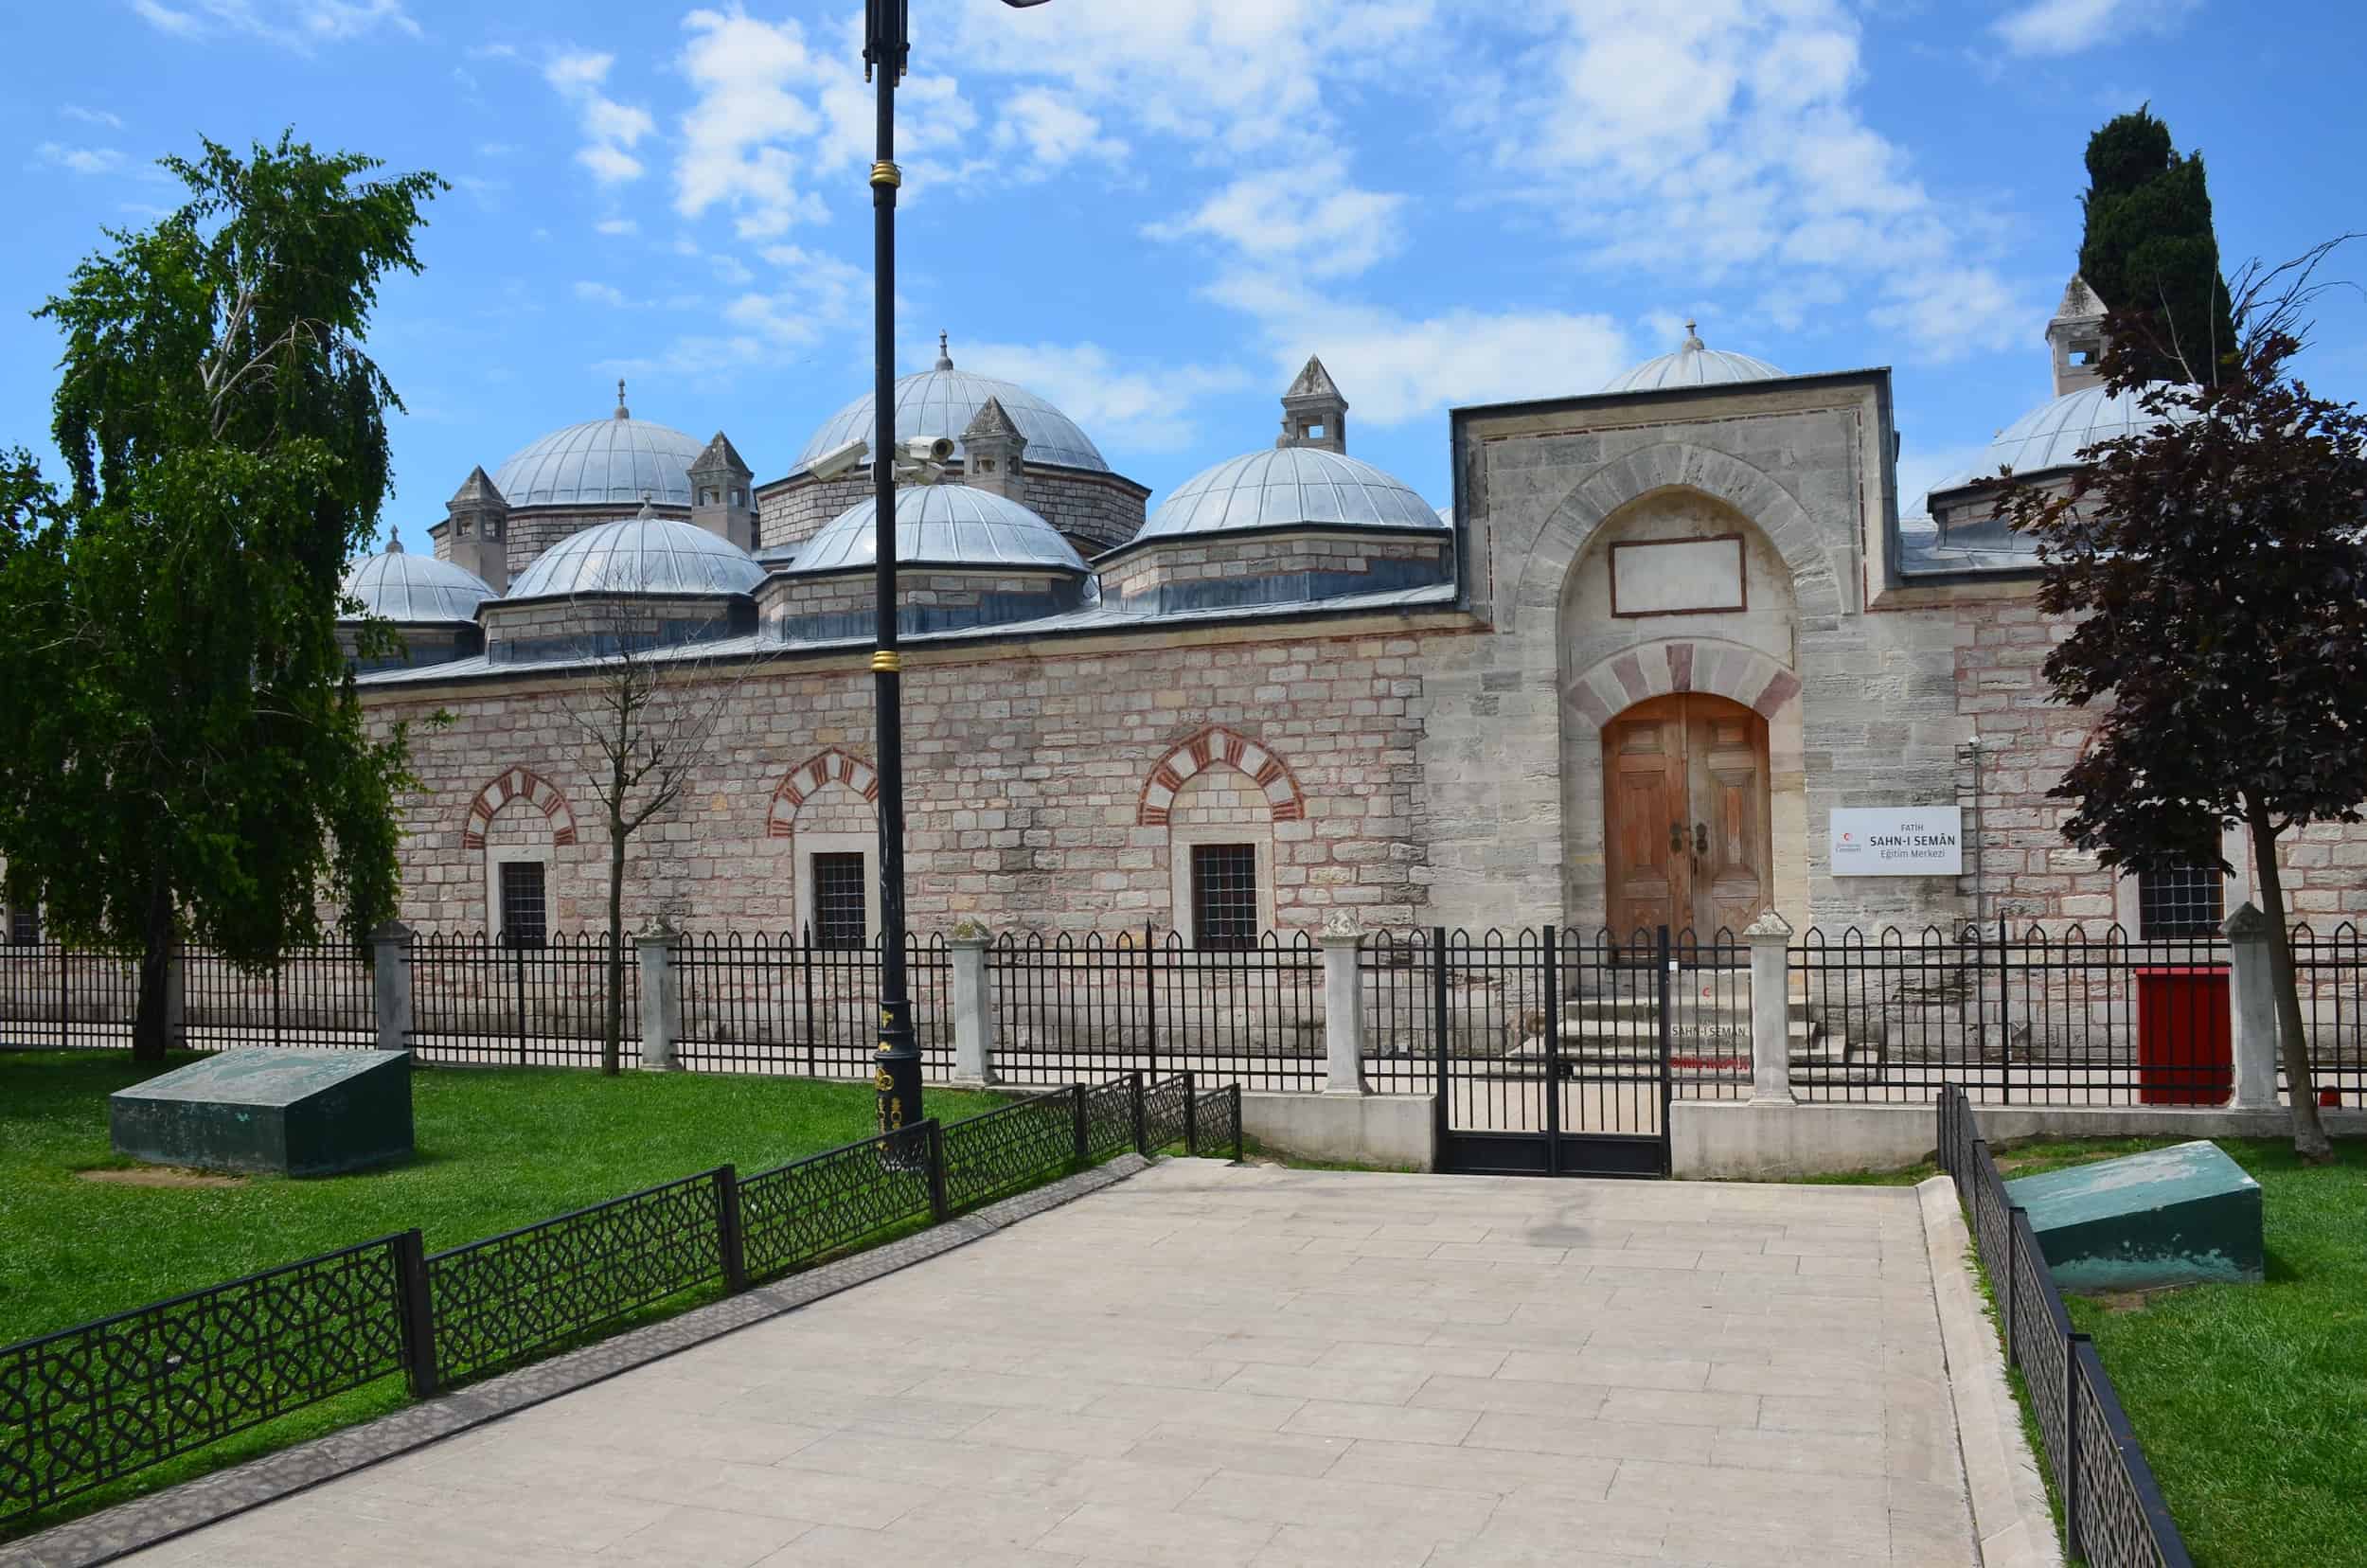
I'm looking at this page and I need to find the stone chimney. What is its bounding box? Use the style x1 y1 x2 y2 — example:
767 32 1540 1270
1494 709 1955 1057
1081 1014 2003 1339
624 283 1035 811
689 431 756 552
2047 274 2109 397
1276 355 1347 454
444 466 511 593
960 396 1028 505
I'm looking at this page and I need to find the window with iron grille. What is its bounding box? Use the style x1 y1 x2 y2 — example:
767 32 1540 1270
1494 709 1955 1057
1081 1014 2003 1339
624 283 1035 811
499 861 547 948
7 906 38 945
1191 843 1260 949
2139 864 2224 940
811 852 868 950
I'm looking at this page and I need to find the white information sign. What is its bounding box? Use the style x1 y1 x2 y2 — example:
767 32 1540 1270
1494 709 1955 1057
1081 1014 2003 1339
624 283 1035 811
1830 807 1964 876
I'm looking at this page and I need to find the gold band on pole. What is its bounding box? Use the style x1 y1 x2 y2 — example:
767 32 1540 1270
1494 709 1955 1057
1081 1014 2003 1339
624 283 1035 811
871 650 901 673
869 160 902 188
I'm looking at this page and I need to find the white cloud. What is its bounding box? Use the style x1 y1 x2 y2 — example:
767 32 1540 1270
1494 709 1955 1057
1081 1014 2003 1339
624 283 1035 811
1148 161 1407 280
62 105 125 130
129 0 417 47
1994 0 2198 56
990 90 1127 175
672 9 832 239
596 218 639 236
957 339 1252 452
544 50 656 187
575 280 631 308
35 142 126 176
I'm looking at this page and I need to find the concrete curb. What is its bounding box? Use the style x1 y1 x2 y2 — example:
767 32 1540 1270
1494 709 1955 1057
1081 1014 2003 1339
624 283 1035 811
1917 1175 2063 1568
0 1153 1157 1568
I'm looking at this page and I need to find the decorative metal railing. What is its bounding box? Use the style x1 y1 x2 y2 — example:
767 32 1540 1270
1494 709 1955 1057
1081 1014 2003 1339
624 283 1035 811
672 931 952 1080
0 1072 1236 1532
1935 1088 2193 1567
405 931 642 1067
2290 921 2365 1097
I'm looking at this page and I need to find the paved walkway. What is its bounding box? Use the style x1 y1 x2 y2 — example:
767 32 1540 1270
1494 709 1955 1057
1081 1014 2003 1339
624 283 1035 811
123 1162 1978 1568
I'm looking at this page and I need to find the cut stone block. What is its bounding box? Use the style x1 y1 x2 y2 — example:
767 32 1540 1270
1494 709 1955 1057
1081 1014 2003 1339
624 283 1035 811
2005 1140 2262 1293
110 1049 415 1178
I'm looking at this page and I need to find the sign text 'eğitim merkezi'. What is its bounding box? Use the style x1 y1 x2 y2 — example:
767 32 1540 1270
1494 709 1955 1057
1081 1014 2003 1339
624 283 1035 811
1829 807 1964 876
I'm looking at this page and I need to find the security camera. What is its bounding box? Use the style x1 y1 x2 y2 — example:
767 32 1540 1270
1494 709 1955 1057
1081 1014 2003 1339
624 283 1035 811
897 436 957 464
806 437 869 481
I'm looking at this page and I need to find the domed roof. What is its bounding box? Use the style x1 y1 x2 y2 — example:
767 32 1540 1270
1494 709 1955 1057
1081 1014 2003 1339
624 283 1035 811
793 485 1086 575
796 336 1110 475
1928 382 2191 502
491 385 706 508
1603 321 1785 393
341 538 496 623
506 508 766 599
1138 447 1444 542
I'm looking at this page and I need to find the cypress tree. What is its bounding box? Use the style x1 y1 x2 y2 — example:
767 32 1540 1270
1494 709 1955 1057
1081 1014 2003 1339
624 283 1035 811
2077 106 2239 384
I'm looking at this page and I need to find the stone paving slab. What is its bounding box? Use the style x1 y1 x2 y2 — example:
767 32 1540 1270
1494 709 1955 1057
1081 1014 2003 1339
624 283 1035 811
108 1162 1979 1568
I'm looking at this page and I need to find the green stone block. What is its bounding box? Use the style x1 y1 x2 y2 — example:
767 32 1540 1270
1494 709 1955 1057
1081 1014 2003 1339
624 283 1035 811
2005 1140 2263 1293
109 1049 414 1178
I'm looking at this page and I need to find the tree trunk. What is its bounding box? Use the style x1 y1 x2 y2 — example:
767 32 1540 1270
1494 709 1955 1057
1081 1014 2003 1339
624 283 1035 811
603 814 625 1077
131 859 173 1064
2248 794 2332 1162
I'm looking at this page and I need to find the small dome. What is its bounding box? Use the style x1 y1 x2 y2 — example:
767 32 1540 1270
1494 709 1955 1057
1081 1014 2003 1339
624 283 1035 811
1139 448 1444 542
794 486 1086 575
506 510 765 599
1603 321 1785 393
796 337 1110 474
342 540 496 623
491 389 707 508
1929 383 2191 502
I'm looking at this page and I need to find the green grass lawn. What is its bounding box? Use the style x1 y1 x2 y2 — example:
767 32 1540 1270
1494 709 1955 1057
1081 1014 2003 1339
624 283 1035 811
1 1050 1008 1539
0 1049 1006 1343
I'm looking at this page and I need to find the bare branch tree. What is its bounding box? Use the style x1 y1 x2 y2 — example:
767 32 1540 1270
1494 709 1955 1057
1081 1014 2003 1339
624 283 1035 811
556 561 756 1075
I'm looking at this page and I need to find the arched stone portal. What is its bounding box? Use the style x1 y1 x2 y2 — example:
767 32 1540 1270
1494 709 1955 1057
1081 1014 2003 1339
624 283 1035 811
1601 693 1771 936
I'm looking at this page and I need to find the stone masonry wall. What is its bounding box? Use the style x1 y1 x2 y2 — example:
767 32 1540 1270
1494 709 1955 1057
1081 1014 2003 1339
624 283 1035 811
755 467 1150 558
1103 532 1448 605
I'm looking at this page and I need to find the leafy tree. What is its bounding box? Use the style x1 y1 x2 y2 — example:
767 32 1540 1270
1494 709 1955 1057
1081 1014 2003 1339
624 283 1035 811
0 134 442 1062
1999 244 2367 1162
2078 106 2240 385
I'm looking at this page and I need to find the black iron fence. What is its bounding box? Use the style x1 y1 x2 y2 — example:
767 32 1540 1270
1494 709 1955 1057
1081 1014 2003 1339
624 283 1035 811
1937 1088 2193 1568
987 930 1321 1090
673 931 952 1079
1796 924 2234 1106
405 931 642 1068
2290 921 2365 1098
0 1072 1238 1527
0 941 376 1052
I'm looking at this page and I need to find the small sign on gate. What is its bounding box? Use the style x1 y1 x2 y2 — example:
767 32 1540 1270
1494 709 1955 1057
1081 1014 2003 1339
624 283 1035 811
1830 807 1964 876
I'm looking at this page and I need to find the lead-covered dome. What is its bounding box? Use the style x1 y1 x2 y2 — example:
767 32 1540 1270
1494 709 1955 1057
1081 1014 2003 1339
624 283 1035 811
1603 322 1784 393
793 486 1086 575
506 509 765 599
342 539 495 623
1929 383 2190 502
1139 448 1443 541
491 392 706 509
796 338 1109 474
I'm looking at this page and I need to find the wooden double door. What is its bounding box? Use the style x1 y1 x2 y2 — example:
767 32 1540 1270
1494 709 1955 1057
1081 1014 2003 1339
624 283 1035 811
1603 693 1772 937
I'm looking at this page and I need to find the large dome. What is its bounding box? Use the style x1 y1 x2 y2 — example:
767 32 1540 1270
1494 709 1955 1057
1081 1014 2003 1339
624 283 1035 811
1603 322 1785 393
796 340 1110 475
491 401 706 509
793 486 1086 575
1139 448 1444 542
1929 383 2189 503
506 510 765 599
342 540 496 623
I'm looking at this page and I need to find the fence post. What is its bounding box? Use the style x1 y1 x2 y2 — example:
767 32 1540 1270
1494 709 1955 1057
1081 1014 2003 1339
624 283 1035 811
715 1165 748 1293
637 926 681 1072
950 920 997 1084
1746 910 1795 1103
1229 1083 1243 1161
1131 1070 1148 1153
164 937 188 1050
1184 1069 1201 1155
1320 914 1367 1096
392 1228 438 1399
1071 1083 1089 1169
512 940 528 1067
2223 902 2281 1110
2064 1330 2086 1559
1431 926 1451 1159
369 921 413 1055
1143 921 1159 1079
925 1120 949 1221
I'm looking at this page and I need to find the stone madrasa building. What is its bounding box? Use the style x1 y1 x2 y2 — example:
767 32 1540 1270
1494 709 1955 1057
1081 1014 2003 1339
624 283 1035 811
327 284 2367 947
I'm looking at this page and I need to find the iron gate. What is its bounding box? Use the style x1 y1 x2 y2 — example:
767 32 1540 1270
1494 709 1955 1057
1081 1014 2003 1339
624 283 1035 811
1430 926 1676 1178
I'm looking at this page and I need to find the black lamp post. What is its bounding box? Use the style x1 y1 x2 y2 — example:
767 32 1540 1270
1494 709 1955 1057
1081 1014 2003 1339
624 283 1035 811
863 0 1049 1138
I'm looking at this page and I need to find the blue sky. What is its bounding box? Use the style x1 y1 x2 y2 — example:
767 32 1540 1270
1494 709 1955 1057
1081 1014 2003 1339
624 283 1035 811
5 0 2364 551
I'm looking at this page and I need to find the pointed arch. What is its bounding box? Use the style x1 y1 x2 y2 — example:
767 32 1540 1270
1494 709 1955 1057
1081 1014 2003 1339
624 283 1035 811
1137 727 1305 826
460 767 577 848
1562 636 1802 731
767 749 880 838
